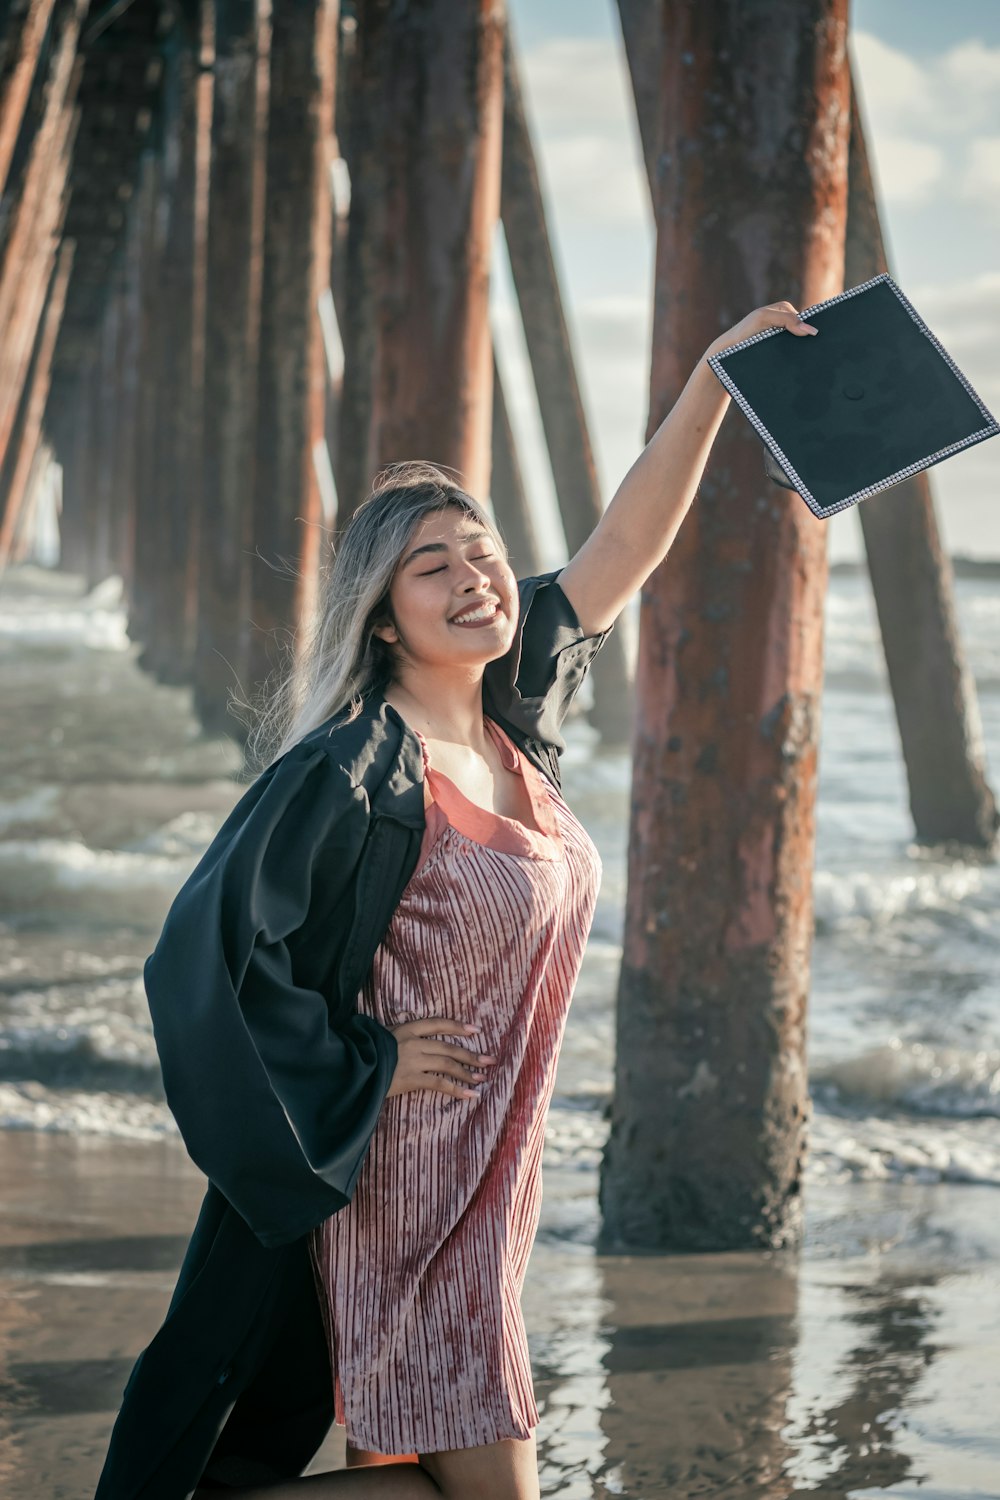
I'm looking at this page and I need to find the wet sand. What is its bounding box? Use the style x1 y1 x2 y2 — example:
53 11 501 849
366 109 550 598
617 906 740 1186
1 1127 998 1498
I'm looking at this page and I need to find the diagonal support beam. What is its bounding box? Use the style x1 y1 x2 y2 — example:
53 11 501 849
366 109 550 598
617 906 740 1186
0 0 58 198
845 70 998 848
0 234 73 569
500 23 633 743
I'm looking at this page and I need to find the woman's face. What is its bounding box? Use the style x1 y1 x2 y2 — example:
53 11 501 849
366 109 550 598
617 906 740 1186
374 508 518 672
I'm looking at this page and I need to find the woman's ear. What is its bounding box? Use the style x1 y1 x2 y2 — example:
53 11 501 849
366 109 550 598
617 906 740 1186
370 597 400 646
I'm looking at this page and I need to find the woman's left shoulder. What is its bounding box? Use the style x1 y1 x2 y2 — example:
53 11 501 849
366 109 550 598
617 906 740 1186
482 569 615 752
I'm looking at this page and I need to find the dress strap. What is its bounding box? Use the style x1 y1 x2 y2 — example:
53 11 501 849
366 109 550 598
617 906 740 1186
413 725 431 769
412 727 435 810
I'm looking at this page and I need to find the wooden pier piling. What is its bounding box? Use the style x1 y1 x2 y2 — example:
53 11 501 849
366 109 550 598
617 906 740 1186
601 0 852 1252
363 0 505 504
192 0 269 734
246 0 338 703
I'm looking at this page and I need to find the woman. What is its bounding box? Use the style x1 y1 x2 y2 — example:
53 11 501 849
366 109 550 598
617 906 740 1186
94 303 816 1500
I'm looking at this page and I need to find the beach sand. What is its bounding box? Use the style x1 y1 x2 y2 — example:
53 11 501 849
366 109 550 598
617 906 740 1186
2 1127 997 1498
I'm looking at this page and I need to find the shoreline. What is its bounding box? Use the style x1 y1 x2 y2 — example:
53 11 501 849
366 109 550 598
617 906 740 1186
2 1126 998 1497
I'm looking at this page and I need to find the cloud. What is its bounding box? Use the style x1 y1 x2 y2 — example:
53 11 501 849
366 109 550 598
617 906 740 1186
852 33 1000 136
518 36 634 133
517 36 648 228
530 134 648 228
937 40 1000 132
575 294 651 366
863 133 946 206
954 136 1000 218
520 30 1000 229
850 32 930 126
851 32 1000 208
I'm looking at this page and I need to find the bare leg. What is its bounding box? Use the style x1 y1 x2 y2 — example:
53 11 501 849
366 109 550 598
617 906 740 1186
419 1434 541 1500
192 1461 440 1498
191 1432 538 1499
192 1434 539 1499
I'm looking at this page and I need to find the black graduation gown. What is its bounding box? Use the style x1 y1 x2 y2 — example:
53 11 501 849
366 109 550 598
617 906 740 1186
92 569 614 1499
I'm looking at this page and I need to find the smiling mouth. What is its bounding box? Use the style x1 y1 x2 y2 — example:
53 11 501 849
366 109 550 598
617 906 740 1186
449 599 502 626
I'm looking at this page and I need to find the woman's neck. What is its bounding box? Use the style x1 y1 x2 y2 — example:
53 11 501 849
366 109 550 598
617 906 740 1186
382 678 489 753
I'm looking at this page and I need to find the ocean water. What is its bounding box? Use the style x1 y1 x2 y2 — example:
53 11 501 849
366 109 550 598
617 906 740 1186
1 561 999 1198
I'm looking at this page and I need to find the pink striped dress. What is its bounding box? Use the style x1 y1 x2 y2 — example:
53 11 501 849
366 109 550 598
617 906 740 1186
308 713 602 1455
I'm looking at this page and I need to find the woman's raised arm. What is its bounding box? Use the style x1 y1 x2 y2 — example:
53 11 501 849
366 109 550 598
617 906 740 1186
557 301 819 636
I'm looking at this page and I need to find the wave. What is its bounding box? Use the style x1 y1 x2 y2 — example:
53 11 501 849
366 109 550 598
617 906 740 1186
806 1108 1000 1189
0 574 130 651
6 1044 1000 1193
541 1096 1000 1190
0 1022 163 1095
0 1081 173 1138
812 863 989 932
814 1040 1000 1119
0 819 223 924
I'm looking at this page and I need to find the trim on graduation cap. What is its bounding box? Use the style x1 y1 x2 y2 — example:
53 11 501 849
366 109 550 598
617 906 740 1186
707 272 1000 520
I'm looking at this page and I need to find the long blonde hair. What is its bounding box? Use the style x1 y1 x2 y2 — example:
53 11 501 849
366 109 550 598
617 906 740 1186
241 462 509 775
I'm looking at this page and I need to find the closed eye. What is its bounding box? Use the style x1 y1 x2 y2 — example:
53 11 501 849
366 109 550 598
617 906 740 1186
420 553 494 576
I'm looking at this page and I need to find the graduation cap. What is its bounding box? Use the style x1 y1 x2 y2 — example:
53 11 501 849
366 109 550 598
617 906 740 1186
706 272 999 519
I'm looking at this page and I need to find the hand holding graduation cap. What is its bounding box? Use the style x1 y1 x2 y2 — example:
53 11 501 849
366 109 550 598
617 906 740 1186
705 299 820 359
703 274 999 519
545 276 996 642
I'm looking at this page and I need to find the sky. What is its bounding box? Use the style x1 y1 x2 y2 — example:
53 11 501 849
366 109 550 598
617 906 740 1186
492 0 1000 566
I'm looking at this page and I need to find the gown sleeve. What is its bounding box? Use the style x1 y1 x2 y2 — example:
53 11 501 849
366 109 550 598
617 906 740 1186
483 567 616 752
143 739 396 1249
